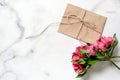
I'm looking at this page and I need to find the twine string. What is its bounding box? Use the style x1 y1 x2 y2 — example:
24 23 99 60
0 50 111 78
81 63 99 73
61 13 101 40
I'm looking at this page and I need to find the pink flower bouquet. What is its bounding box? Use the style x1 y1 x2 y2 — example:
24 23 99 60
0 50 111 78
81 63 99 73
71 34 120 78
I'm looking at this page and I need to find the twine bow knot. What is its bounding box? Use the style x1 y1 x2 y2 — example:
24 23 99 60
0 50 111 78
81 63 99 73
61 14 101 39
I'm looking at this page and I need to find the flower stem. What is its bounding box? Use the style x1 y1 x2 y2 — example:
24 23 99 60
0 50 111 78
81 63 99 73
110 46 115 56
109 59 120 70
111 56 120 58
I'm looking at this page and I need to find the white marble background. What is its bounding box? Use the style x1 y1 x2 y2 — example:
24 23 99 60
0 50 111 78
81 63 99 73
0 0 120 80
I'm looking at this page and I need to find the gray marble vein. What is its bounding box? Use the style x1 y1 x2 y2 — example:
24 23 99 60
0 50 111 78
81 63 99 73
0 1 24 55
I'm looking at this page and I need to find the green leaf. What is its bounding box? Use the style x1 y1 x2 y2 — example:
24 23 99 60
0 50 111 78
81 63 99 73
95 51 104 57
85 64 91 70
78 58 86 64
106 45 112 53
79 49 89 54
76 65 91 78
95 51 108 60
87 59 100 65
71 60 76 62
109 33 119 56
108 45 114 56
113 33 118 47
76 70 87 78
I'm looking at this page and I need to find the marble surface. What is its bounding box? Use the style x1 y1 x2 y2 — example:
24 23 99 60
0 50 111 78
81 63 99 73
0 0 120 80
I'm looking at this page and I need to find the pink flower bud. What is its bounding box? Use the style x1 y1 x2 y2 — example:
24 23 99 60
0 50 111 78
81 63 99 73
72 52 83 60
72 62 83 73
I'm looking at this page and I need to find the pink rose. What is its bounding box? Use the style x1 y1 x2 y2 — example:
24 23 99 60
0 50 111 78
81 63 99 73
88 44 98 56
106 37 114 46
97 41 106 51
100 36 114 47
97 36 114 51
72 62 83 73
72 52 83 60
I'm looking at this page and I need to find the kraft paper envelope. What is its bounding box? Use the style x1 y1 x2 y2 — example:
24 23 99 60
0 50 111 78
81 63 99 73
58 4 107 44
